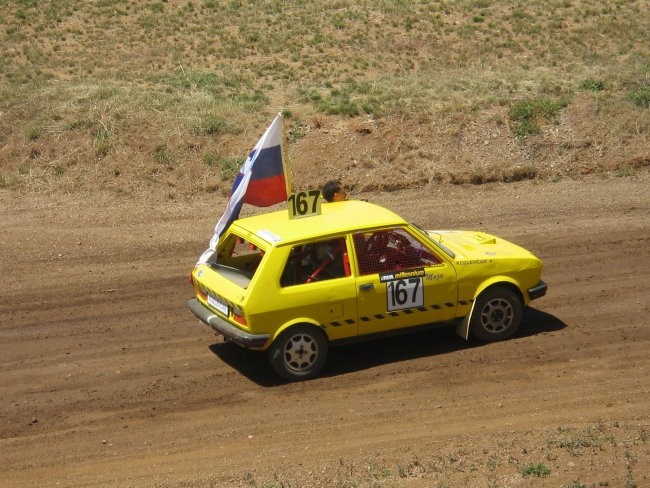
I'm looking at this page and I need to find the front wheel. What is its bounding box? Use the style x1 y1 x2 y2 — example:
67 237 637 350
268 325 328 381
470 286 523 342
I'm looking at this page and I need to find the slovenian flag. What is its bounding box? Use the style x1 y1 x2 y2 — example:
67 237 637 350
197 113 290 264
238 116 287 207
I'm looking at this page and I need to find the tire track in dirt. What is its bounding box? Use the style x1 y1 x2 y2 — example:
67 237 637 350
1 175 648 487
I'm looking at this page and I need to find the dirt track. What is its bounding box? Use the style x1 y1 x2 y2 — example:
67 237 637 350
1 175 648 488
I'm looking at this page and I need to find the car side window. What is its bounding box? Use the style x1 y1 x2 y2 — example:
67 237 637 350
353 228 441 275
280 237 350 287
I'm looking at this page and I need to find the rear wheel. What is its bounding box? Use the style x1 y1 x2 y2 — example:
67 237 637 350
268 325 328 381
470 286 523 342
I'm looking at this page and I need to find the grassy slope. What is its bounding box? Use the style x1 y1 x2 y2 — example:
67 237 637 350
0 0 648 198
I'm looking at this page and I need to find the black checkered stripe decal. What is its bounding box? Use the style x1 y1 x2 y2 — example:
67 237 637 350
327 299 473 327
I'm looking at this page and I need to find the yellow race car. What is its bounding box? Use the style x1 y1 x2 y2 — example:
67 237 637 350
189 199 546 381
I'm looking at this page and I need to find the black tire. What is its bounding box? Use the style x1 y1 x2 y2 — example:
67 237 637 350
268 325 328 381
470 286 523 342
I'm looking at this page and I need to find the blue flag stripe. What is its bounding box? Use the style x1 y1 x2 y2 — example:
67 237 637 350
196 114 287 265
247 145 283 180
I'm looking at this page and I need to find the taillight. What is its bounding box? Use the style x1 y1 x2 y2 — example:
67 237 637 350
193 279 207 301
232 306 247 326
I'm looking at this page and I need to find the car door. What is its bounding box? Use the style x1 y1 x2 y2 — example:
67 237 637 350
277 236 358 341
352 227 458 336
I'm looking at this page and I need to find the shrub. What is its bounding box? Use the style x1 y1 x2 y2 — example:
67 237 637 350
579 78 605 91
513 119 540 137
521 463 551 477
627 86 650 108
509 97 567 137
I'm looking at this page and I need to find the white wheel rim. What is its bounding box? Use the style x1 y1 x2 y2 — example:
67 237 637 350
283 333 319 372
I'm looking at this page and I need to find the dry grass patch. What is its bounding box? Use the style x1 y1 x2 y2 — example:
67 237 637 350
1 0 648 196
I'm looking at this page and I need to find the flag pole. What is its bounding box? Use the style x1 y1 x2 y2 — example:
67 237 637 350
279 110 293 198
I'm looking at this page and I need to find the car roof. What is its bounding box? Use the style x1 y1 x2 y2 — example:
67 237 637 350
231 199 406 246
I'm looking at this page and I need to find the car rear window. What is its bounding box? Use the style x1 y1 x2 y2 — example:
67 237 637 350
214 234 267 280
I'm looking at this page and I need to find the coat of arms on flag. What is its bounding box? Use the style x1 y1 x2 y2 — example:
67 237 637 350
197 112 291 265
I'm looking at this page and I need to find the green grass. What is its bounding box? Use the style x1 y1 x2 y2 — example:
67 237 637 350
509 97 569 137
627 85 650 108
193 114 241 137
566 482 587 488
579 78 606 92
521 463 551 477
203 153 242 179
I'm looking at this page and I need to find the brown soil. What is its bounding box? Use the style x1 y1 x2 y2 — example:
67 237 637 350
1 173 648 488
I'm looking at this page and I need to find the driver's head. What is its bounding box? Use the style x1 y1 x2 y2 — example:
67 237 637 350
322 179 347 202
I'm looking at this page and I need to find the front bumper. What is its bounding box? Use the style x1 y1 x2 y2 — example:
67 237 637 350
527 280 548 301
187 298 270 349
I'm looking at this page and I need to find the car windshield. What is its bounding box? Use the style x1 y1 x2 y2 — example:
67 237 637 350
410 223 456 259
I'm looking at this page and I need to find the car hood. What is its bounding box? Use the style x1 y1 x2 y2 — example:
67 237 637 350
426 230 540 262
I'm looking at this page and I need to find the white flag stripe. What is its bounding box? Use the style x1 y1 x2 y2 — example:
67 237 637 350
196 114 282 265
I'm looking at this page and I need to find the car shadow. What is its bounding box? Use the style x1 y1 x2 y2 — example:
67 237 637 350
208 307 567 386
518 307 567 338
208 342 281 386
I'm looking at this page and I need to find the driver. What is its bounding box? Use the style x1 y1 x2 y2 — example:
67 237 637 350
321 179 348 202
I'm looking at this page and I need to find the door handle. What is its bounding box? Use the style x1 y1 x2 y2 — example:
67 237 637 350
359 283 374 291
